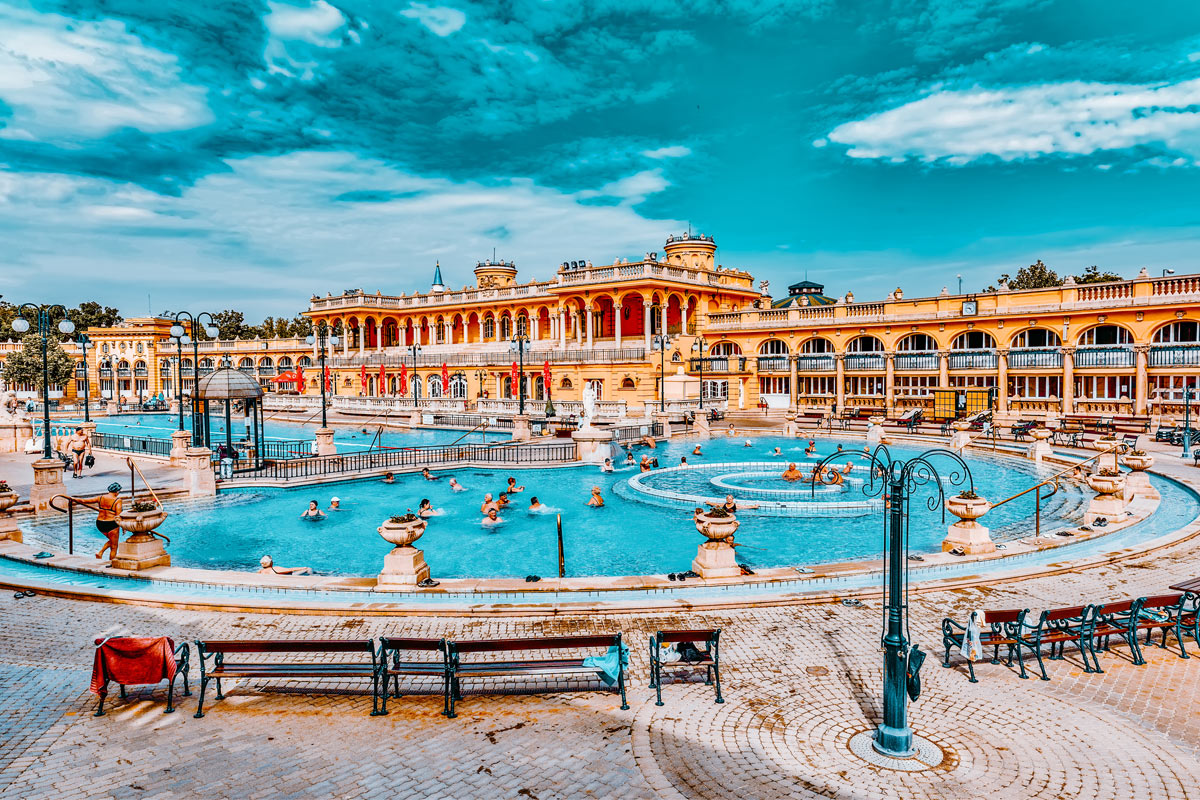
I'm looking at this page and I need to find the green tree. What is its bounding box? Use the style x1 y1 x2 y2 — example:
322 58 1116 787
1074 265 1123 284
1 334 75 389
987 259 1060 292
212 310 250 340
0 300 16 340
65 301 123 336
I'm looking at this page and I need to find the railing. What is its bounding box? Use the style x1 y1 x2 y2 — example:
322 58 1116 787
329 347 648 368
431 413 515 430
1074 346 1135 368
846 303 885 317
794 355 835 372
1077 282 1132 302
1153 276 1200 297
948 350 998 370
609 422 663 442
756 356 789 372
844 354 885 371
894 352 939 371
91 432 174 458
262 394 323 411
687 356 747 373
332 396 468 413
475 398 627 417
1148 344 1200 367
1007 348 1063 369
228 441 578 482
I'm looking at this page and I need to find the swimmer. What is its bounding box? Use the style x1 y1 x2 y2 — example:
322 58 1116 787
601 458 614 473
328 497 342 511
623 451 636 466
481 508 503 526
497 492 511 508
829 470 845 485
692 444 703 456
417 498 441 518
449 478 467 492
862 445 870 454
528 496 544 511
836 444 844 453
258 555 312 576
641 435 657 450
421 467 440 481
772 447 782 456
705 494 757 514
506 476 525 493
300 500 326 519
727 423 736 436
842 462 854 474
804 441 816 456
744 439 753 447
781 462 804 482
586 486 605 507
680 456 688 466
640 455 653 473
480 493 497 514
381 472 395 484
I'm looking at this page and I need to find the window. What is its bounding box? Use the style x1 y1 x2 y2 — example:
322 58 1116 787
450 373 468 399
897 334 938 352
1150 374 1199 402
702 379 728 400
951 331 996 350
435 318 446 344
799 376 834 395
711 342 741 356
894 376 937 397
411 375 424 399
428 377 443 398
500 317 512 339
949 375 996 388
847 336 884 352
517 316 528 337
560 377 573 390
1075 375 1131 400
758 339 789 355
278 356 292 368
483 317 495 339
585 379 603 400
1010 375 1061 399
1011 328 1061 348
1078 325 1132 346
533 375 545 400
620 377 635 389
1152 321 1200 343
800 338 834 354
844 376 883 396
758 376 790 394
298 356 312 368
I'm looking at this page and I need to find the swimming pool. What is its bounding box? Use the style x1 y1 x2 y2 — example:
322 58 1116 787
19 435 1103 579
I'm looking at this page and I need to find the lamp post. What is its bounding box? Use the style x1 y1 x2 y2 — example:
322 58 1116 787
169 312 218 445
474 369 488 400
1163 268 1176 277
77 333 91 423
510 332 530 415
11 304 74 459
691 335 708 410
810 444 975 758
305 322 338 428
1183 387 1195 460
408 342 422 400
652 333 669 412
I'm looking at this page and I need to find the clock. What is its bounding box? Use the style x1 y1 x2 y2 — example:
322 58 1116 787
961 301 978 316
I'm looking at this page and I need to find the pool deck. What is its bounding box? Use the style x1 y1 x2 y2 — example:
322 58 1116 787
0 450 190 502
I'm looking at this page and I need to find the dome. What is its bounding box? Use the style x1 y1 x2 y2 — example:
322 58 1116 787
195 367 264 400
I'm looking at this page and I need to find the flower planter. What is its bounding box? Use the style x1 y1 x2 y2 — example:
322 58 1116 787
377 517 427 548
115 508 168 535
695 512 739 541
946 495 991 524
376 517 431 590
0 491 18 514
111 507 170 570
1121 454 1154 472
1029 427 1052 441
0 491 20 541
950 421 971 433
1085 474 1124 497
943 494 995 554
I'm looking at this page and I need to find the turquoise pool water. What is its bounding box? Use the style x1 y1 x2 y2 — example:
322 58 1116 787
21 435 1105 579
63 412 504 450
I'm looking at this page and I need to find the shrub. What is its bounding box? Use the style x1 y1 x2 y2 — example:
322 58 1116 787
389 513 419 523
704 506 731 518
955 490 980 500
0 481 11 493
130 500 160 513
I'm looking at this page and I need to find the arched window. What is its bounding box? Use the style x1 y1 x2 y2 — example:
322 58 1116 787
847 336 884 352
483 317 495 339
501 376 513 398
710 341 742 356
516 316 528 337
1078 325 1132 346
278 356 293 368
533 375 545 400
238 357 254 370
298 356 312 368
450 373 468 399
1152 321 1199 343
585 379 603 400
500 316 512 339
259 356 274 368
620 377 635 389
159 360 172 373
800 338 833 354
896 334 937 351
1011 328 1061 348
411 375 423 399
560 377 573 390
435 316 446 344
428 377 443 398
758 339 789 355
951 331 996 350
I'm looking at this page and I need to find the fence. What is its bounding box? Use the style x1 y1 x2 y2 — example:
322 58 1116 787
430 414 515 430
609 422 663 442
91 432 174 458
226 441 579 481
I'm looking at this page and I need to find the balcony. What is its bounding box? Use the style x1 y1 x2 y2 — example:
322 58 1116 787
1007 348 1063 369
948 350 998 370
894 352 938 371
258 366 276 376
844 354 885 372
1074 346 1135 369
116 369 131 378
1148 344 1200 367
133 369 148 378
794 355 835 372
688 356 747 373
756 356 790 372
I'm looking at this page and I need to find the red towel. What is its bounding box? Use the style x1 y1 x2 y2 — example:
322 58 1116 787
90 637 176 696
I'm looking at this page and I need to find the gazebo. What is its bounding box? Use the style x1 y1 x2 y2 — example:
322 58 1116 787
194 364 266 470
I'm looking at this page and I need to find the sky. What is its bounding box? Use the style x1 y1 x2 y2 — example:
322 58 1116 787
2 0 1200 318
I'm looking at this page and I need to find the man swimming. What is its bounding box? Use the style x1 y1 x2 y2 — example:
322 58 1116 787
782 463 804 481
258 555 312 576
601 458 614 473
449 478 467 492
328 497 342 511
421 467 440 481
804 441 816 455
528 496 544 511
381 472 395 484
480 494 497 514
481 508 503 526
692 444 703 456
772 447 782 456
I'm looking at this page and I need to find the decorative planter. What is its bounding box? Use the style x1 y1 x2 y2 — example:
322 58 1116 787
0 490 20 541
1083 473 1126 528
111 507 170 570
0 491 18 513
377 517 427 548
694 512 739 541
942 494 995 554
1121 454 1154 472
946 495 991 523
1121 454 1158 501
951 421 972 432
1085 474 1125 497
1029 427 1052 441
692 512 741 578
115 508 168 534
868 415 886 426
376 517 431 590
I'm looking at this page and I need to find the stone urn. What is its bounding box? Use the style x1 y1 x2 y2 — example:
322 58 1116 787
111 505 171 570
951 421 971 432
1026 426 1053 463
0 490 18 514
1084 472 1126 527
1091 436 1124 471
868 415 886 427
692 510 741 578
0 489 20 541
867 415 887 445
1030 427 1052 442
376 515 431 589
1085 473 1125 497
694 510 739 541
1122 453 1154 472
1121 452 1158 501
942 493 995 554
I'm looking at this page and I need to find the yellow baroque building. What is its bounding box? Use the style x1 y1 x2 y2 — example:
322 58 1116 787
2 232 1198 423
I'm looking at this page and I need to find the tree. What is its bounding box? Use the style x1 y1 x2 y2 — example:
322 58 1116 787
212 310 250 340
986 260 1060 292
1 334 76 390
66 301 123 336
1074 265 1123 284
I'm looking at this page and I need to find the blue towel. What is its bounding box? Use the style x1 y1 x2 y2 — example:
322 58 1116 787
583 644 629 686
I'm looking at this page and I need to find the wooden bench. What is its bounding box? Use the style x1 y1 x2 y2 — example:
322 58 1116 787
445 634 628 719
1009 420 1036 441
1131 594 1197 663
92 639 190 716
193 639 380 718
941 609 1025 683
377 637 449 716
648 629 723 706
1018 605 1097 680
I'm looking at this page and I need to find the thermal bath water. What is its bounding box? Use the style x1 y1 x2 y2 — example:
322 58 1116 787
22 435 1104 579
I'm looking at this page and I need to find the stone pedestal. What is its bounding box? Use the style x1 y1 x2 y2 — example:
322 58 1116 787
511 414 532 442
110 533 170 570
0 514 21 542
106 400 119 414
783 411 798 437
184 447 216 496
169 429 192 465
691 541 741 578
314 427 337 456
942 520 995 554
573 426 614 464
29 458 64 514
376 546 431 589
408 410 422 428
1026 428 1052 463
1083 475 1126 526
1091 438 1123 472
694 414 711 438
866 416 887 446
169 398 180 415
1122 454 1158 501
0 418 33 454
652 412 673 439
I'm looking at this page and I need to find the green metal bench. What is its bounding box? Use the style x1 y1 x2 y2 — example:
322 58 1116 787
1131 594 1197 662
377 637 449 716
648 629 723 706
193 639 380 718
941 608 1026 682
445 634 628 719
92 638 190 716
1018 605 1097 680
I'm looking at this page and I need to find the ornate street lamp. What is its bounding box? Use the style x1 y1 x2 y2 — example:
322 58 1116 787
652 333 670 412
811 444 975 758
76 333 91 423
510 332 530 415
1183 386 1195 460
169 312 218 445
407 341 422 400
305 322 338 428
691 335 708 410
11 304 74 459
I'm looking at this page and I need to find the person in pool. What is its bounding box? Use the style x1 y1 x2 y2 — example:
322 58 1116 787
381 472 395 484
417 499 440 518
421 467 439 481
680 456 688 466
744 439 753 448
481 508 502 526
692 444 703 456
258 555 312 576
836 444 844 453
601 458 614 473
497 492 511 509
300 500 326 519
528 496 544 511
506 476 524 493
640 434 657 450
77 482 123 560
782 463 804 481
328 497 342 511
829 470 845 485
772 447 782 456
804 441 817 455
449 477 467 492
623 451 636 466
706 494 757 514
586 486 604 507
640 455 653 473
842 461 855 474
480 494 497 514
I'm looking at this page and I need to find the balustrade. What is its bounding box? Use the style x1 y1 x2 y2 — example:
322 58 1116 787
947 350 998 370
1148 344 1200 367
1007 348 1063 369
893 353 938 371
1073 346 1135 369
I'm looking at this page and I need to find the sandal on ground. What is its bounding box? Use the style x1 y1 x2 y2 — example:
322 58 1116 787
416 578 440 588
840 598 863 607
907 554 925 562
948 547 965 556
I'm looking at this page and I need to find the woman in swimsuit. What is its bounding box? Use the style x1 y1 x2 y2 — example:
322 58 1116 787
77 483 122 560
300 500 326 520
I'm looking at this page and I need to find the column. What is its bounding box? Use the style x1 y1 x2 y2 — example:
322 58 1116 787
1134 344 1149 416
685 300 694 335
1062 346 1075 415
996 348 1009 413
343 328 351 356
788 353 798 413
660 304 668 339
559 308 567 349
532 314 540 341
884 352 895 415
585 305 594 349
643 302 652 352
375 324 383 352
358 324 365 354
399 324 407 348
614 305 622 349
312 324 319 360
938 350 949 387
835 353 845 412
574 313 581 347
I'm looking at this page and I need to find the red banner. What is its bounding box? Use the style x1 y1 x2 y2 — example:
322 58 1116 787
323 365 331 393
379 363 387 396
295 364 304 392
441 363 449 394
360 364 367 393
511 361 519 398
542 360 551 395
399 363 408 395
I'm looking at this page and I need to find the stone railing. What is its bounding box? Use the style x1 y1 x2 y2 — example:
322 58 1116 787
794 355 836 372
331 396 467 414
894 353 939 371
1074 346 1135 369
844 353 885 371
1148 344 1200 367
475 398 627 417
1007 348 1063 369
329 347 647 369
947 350 998 370
263 394 323 412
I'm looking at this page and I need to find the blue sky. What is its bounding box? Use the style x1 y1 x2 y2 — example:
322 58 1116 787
2 0 1200 317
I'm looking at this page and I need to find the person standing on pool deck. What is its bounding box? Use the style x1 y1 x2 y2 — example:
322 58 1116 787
75 483 123 560
66 427 91 479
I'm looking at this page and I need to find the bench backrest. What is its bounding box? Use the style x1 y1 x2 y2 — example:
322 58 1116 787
452 634 620 655
380 637 446 653
199 639 375 654
1043 605 1087 623
1095 600 1132 615
983 609 1024 624
656 629 718 645
1138 594 1183 611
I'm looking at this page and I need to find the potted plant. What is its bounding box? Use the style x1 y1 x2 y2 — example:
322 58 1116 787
1086 468 1125 496
0 481 17 513
1122 449 1154 472
694 505 739 541
116 500 168 534
946 490 990 523
377 512 428 548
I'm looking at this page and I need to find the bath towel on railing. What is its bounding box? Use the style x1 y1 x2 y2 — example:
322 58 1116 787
583 643 629 686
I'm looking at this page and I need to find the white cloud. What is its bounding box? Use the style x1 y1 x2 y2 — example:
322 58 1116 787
263 0 350 79
592 169 669 204
400 3 467 37
641 145 692 159
827 77 1200 165
0 5 211 140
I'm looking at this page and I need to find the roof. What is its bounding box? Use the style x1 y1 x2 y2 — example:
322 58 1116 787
771 293 837 309
788 280 824 291
432 262 444 287
195 367 264 400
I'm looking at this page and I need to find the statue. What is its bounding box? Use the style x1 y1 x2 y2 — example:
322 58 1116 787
581 381 597 427
1 391 24 421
